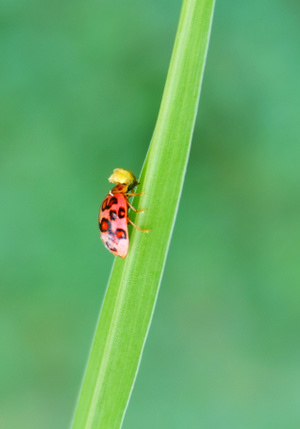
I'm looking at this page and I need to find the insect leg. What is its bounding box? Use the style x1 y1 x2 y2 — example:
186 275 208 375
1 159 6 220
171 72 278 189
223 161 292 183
126 192 145 197
127 217 150 233
127 200 147 213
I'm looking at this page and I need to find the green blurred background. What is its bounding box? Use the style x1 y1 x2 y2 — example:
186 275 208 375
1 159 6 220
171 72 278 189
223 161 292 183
1 0 300 428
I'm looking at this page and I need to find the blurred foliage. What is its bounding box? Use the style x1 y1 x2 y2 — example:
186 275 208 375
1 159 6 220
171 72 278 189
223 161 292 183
1 0 300 428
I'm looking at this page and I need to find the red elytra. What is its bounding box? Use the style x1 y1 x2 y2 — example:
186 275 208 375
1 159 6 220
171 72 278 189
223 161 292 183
99 169 149 258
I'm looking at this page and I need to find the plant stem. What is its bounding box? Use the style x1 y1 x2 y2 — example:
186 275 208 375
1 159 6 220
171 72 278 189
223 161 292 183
72 1 215 427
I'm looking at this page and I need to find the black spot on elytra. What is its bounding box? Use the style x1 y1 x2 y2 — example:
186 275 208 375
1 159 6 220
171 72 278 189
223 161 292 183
105 240 117 252
99 218 111 232
101 198 109 211
102 196 118 211
116 228 127 240
118 207 125 218
110 210 117 220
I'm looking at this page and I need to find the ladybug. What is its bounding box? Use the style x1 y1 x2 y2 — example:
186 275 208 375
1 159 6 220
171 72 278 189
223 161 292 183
99 168 149 258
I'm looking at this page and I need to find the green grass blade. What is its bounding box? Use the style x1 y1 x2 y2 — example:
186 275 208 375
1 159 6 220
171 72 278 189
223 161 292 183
72 0 215 427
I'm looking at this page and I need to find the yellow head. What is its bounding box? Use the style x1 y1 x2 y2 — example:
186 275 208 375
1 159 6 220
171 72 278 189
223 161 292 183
108 168 138 190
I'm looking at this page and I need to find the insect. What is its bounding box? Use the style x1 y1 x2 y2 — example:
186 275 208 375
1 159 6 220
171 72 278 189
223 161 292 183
99 168 149 258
